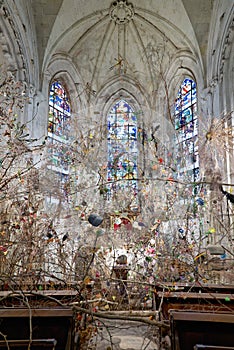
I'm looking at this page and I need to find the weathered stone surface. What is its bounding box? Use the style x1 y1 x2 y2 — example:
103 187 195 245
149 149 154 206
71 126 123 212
88 320 159 350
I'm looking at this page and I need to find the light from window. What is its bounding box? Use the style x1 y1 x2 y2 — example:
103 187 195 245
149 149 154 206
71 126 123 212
48 81 71 139
107 100 138 197
174 78 199 183
47 81 72 197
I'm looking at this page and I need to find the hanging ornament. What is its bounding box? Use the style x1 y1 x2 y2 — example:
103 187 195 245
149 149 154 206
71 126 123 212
88 214 103 227
96 229 104 236
138 221 145 227
207 227 216 234
114 217 122 225
196 198 204 206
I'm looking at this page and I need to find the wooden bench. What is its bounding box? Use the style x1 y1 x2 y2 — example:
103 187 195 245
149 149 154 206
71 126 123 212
170 311 234 350
0 308 74 350
194 346 234 350
0 339 57 349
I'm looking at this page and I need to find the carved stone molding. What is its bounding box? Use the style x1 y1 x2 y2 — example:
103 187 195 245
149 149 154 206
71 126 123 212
219 16 234 80
208 76 218 89
0 4 27 82
109 0 134 24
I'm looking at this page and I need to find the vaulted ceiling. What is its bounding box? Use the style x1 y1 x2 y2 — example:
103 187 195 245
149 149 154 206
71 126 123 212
32 0 214 63
31 0 215 100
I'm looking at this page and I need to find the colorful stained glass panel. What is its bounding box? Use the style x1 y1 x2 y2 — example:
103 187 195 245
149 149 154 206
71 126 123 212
174 78 199 182
107 100 138 194
48 81 71 172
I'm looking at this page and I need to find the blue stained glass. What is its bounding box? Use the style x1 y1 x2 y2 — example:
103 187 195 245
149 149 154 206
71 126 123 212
50 81 70 112
181 79 192 94
174 79 199 182
107 100 138 195
182 107 193 123
175 98 181 113
49 82 71 140
48 81 72 173
182 93 191 110
192 88 197 103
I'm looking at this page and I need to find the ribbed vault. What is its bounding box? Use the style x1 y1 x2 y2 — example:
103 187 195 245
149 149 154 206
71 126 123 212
40 0 205 106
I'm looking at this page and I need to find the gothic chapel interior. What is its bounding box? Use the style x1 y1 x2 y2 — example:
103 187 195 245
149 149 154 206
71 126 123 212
0 0 234 349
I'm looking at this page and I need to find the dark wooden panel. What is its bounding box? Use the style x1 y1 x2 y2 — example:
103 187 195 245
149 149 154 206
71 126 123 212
171 311 234 323
0 309 74 350
0 339 57 349
170 311 234 350
0 308 73 317
194 346 234 350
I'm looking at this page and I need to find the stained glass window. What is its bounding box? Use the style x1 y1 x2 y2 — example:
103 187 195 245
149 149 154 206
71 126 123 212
48 81 71 180
48 81 71 140
107 100 138 197
174 78 199 183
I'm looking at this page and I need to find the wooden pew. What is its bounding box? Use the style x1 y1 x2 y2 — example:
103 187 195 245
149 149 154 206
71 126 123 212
170 311 234 350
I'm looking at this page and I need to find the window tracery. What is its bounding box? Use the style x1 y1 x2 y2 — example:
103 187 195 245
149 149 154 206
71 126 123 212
174 78 199 183
47 81 72 191
107 99 138 199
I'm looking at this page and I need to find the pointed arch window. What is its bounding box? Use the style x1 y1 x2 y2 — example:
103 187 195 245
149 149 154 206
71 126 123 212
48 81 71 173
48 81 71 140
107 99 138 197
174 78 199 182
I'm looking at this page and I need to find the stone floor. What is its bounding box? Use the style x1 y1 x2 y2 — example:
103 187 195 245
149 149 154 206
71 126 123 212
87 320 159 350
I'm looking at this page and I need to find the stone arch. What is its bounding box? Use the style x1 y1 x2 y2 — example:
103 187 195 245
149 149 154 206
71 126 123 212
165 52 203 103
94 75 151 126
44 54 85 110
149 52 203 157
36 53 86 139
206 3 234 116
0 1 38 86
95 76 153 177
205 5 234 187
0 1 40 127
220 17 234 114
